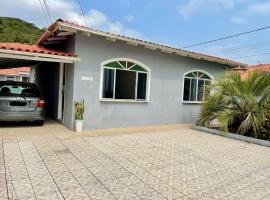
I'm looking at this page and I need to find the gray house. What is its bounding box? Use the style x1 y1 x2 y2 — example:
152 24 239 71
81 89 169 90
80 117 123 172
1 19 247 130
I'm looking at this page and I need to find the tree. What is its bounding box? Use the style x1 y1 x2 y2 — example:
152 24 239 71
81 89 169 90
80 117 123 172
197 71 270 137
0 17 44 44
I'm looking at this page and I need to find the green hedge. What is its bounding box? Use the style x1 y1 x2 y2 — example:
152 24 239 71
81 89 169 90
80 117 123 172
258 104 270 140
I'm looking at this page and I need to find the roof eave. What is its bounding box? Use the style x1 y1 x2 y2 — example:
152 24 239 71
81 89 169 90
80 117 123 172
0 49 81 63
36 19 64 46
38 21 247 68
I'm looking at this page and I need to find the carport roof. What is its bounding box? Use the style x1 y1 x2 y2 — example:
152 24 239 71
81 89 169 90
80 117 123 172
0 43 80 65
0 43 75 57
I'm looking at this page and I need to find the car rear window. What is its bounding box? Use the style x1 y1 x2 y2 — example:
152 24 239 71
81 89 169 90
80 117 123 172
0 83 40 97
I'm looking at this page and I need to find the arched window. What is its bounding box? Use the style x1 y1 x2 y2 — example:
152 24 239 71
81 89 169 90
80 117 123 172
100 59 150 101
183 71 212 102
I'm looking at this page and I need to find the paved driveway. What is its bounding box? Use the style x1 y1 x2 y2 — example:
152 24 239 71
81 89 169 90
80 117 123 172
0 122 270 200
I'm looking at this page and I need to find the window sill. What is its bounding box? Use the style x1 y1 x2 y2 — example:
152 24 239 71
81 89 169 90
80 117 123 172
182 101 203 104
100 99 149 103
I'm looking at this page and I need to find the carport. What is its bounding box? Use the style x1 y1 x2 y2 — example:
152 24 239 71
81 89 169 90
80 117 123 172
0 43 80 126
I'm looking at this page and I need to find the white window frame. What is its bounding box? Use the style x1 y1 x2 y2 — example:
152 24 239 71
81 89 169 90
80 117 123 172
99 58 151 103
182 70 213 104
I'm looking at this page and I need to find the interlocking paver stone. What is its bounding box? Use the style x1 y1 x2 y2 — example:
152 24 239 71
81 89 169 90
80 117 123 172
1 122 270 200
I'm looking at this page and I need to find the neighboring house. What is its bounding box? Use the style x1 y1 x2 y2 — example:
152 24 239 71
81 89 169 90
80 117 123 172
0 67 30 82
240 64 270 78
0 19 247 130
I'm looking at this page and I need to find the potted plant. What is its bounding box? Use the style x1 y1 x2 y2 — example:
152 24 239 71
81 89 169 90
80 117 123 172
74 99 85 133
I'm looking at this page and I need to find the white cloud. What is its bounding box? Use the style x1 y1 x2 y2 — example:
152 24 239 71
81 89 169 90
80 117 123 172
67 10 142 38
231 2 270 24
178 0 238 19
246 2 270 14
123 15 135 22
0 0 142 38
178 0 270 26
230 16 247 24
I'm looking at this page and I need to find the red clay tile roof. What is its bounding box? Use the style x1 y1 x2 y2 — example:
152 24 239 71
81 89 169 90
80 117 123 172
0 43 76 57
0 67 30 76
247 64 270 71
37 19 247 67
18 67 30 72
240 64 270 78
62 20 246 67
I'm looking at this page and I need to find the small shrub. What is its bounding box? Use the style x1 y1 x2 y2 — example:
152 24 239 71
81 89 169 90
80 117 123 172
74 99 85 120
258 104 270 140
197 71 270 138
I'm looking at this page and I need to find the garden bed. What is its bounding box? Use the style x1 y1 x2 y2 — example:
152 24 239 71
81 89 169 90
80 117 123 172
192 125 270 148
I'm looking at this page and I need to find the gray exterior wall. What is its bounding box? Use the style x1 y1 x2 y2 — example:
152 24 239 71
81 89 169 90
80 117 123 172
71 34 226 130
63 63 75 129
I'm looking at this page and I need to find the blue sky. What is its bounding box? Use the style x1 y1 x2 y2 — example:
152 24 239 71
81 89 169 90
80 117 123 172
1 0 270 64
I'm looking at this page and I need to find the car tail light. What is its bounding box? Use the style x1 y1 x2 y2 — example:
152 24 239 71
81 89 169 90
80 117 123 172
37 98 45 107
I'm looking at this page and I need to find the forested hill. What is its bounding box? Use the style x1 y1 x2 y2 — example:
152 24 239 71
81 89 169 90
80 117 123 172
0 17 44 44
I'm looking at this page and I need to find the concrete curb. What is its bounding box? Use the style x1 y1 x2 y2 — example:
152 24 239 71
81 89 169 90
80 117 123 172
192 125 270 148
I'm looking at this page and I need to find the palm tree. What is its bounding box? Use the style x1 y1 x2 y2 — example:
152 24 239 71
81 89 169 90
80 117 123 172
197 71 270 137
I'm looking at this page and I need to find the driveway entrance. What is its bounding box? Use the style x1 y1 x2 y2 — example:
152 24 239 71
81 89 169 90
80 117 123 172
1 123 270 200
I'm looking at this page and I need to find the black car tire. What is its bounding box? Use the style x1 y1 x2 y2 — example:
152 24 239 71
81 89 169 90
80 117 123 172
35 120 44 126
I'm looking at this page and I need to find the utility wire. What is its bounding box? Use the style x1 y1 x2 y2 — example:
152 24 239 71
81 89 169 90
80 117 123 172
37 0 50 26
220 43 270 55
218 41 270 53
42 0 53 23
181 25 270 49
232 52 270 59
76 0 88 27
